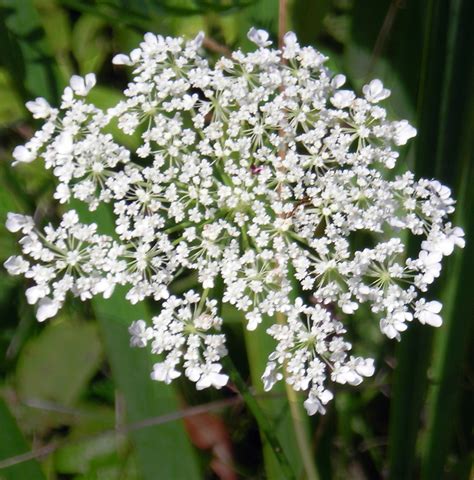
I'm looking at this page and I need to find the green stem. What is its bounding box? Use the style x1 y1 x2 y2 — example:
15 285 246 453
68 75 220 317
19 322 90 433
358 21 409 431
276 312 320 480
222 355 297 480
197 288 209 314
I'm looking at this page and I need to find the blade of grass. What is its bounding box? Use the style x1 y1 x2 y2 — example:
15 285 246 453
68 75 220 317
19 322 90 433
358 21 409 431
387 0 443 476
389 0 470 478
0 397 46 480
420 0 474 476
387 325 433 479
222 353 297 480
421 160 473 480
243 316 304 480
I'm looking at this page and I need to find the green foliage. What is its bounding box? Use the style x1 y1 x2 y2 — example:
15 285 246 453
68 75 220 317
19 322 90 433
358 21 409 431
0 0 471 479
16 321 102 406
0 0 62 102
0 398 46 480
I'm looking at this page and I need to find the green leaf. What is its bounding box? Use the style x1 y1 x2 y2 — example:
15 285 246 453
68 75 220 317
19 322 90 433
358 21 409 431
0 69 24 127
0 0 62 102
55 432 121 474
16 320 103 406
0 397 46 480
33 0 73 78
53 402 138 477
71 15 109 75
55 431 127 475
291 0 331 45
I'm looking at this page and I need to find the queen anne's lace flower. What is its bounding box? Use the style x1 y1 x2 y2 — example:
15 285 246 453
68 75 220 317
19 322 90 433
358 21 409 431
5 29 464 414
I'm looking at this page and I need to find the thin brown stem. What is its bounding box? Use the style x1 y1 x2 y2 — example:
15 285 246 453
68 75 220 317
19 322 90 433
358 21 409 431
366 0 404 79
278 0 288 51
202 37 232 58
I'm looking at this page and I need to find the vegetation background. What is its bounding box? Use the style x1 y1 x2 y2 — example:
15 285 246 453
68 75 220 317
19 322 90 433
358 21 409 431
0 0 472 479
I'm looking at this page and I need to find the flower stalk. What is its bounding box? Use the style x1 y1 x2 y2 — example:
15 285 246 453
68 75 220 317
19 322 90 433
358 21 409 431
222 354 297 480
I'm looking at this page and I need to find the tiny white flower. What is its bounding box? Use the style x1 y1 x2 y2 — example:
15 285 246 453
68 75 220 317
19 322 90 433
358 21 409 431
247 28 272 47
69 73 96 96
262 361 283 391
6 213 34 233
56 132 74 154
282 31 299 58
4 256 29 275
26 285 49 305
362 79 390 103
330 90 356 109
353 358 375 378
12 145 35 165
415 300 443 327
196 364 229 390
129 320 153 347
332 365 362 385
190 31 205 49
341 299 358 314
283 31 297 47
54 184 71 203
36 297 60 322
246 311 262 331
151 362 181 383
418 250 442 284
93 278 115 299
112 54 133 66
331 74 346 89
393 120 417 145
304 389 333 415
26 97 52 119
423 228 465 257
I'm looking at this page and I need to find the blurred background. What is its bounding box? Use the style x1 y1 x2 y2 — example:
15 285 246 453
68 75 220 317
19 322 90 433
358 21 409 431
0 0 472 479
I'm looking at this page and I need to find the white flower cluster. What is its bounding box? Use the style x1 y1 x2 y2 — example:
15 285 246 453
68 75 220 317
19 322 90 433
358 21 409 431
5 29 464 414
129 291 228 390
